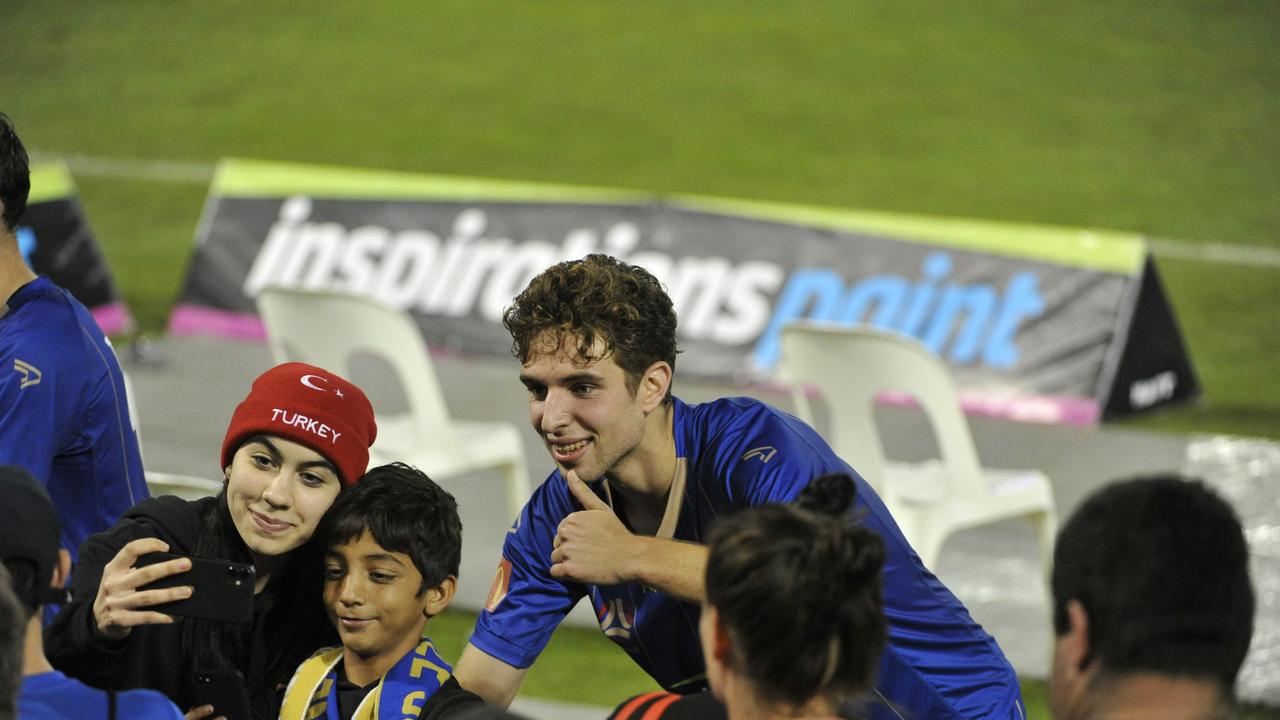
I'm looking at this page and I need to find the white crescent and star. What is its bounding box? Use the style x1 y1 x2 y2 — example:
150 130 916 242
300 374 330 392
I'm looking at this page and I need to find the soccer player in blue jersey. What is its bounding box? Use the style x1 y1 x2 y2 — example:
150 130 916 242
454 254 1026 719
0 114 147 563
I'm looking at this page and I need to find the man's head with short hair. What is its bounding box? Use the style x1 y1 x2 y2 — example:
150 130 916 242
0 466 66 620
0 114 30 235
502 254 678 403
1050 475 1254 718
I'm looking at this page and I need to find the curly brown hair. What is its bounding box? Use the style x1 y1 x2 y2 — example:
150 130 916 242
503 254 678 402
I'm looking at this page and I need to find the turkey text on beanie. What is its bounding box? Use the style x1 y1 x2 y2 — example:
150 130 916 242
221 363 377 485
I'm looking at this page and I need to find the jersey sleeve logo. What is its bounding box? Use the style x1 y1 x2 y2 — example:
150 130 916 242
484 558 513 613
597 597 636 640
740 446 777 463
13 359 42 389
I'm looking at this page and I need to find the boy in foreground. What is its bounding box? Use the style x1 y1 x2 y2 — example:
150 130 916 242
279 463 483 720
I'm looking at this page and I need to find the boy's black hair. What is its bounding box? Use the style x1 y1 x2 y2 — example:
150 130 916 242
0 113 30 233
1052 474 1254 691
321 462 462 595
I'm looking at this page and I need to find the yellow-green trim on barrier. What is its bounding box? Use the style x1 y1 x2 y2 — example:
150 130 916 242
671 194 1146 275
211 158 1147 275
212 158 641 204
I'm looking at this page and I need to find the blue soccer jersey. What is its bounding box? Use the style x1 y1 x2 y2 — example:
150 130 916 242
20 670 184 720
0 277 147 561
472 396 1024 720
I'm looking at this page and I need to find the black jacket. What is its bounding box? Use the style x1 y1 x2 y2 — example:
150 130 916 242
45 495 336 719
419 677 486 719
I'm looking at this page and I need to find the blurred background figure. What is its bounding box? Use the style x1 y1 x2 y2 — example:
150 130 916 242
0 465 182 719
0 565 21 720
1050 474 1254 720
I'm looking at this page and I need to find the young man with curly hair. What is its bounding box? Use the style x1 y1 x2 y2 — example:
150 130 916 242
455 254 1025 720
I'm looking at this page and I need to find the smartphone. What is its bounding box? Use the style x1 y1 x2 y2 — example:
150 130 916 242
136 552 255 624
191 668 252 720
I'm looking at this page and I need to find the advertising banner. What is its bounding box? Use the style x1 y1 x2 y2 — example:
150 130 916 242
22 163 133 335
171 159 1198 424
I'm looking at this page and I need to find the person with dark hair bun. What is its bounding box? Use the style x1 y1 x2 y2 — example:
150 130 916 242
611 474 888 720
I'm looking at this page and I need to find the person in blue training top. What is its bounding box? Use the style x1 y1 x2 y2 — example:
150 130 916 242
0 114 148 564
0 465 182 720
453 254 1025 720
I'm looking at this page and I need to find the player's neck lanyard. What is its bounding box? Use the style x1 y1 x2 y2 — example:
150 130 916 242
281 638 452 720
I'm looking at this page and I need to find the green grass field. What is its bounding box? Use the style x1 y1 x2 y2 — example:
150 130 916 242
3 2 1275 438
2 4 1277 715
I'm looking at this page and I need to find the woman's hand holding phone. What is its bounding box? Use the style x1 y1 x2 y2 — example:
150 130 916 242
184 704 224 720
92 537 193 641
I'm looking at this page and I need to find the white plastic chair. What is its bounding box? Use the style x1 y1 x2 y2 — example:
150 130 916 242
255 287 532 520
122 369 224 500
145 473 224 501
780 322 1056 574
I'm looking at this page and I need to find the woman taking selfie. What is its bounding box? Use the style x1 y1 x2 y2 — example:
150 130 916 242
46 362 377 719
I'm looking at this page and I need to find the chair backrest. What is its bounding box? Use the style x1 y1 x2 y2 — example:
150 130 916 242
120 369 144 462
146 472 224 501
255 287 456 453
780 322 986 502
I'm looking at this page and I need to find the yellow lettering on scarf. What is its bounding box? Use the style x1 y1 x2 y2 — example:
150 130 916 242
409 657 450 684
408 640 450 684
400 690 426 716
305 678 334 720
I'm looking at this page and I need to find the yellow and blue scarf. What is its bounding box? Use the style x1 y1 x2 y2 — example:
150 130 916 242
279 638 452 720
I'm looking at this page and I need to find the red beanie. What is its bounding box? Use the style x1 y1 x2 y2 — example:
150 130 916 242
221 363 377 486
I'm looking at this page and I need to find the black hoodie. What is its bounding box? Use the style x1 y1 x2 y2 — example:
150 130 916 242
44 494 336 719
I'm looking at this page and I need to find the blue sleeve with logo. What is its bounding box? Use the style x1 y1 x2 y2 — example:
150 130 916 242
680 398 1025 720
470 473 587 669
0 279 147 561
0 299 75 489
687 397 854 507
